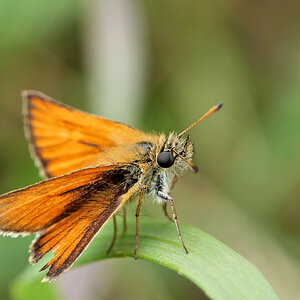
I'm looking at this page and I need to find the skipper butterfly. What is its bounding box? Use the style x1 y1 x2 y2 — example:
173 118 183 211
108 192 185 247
0 91 222 281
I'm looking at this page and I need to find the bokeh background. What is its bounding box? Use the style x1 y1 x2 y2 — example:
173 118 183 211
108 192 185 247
0 1 299 299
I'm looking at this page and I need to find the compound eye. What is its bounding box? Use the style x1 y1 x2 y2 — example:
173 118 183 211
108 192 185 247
157 151 175 168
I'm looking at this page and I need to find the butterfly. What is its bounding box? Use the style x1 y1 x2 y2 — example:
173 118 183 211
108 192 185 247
0 91 222 282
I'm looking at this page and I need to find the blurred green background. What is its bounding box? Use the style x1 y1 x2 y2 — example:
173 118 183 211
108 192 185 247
0 0 299 299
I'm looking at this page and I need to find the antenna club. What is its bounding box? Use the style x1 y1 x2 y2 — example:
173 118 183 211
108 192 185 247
216 102 223 111
177 101 223 137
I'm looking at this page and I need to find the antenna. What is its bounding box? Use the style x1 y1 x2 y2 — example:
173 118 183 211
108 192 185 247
172 149 198 172
178 102 223 137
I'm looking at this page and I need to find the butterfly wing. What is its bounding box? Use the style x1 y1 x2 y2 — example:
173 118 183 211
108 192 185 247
0 163 141 281
23 91 149 178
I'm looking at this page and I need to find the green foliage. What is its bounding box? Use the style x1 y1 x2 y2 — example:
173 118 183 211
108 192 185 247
12 217 279 300
0 0 300 299
0 0 79 50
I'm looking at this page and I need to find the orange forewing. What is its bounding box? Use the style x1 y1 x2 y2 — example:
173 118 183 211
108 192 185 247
23 91 149 178
0 164 141 281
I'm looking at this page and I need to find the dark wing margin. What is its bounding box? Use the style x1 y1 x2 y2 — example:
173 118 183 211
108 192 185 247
0 163 141 281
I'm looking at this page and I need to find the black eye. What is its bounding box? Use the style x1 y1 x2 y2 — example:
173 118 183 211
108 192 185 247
157 151 175 168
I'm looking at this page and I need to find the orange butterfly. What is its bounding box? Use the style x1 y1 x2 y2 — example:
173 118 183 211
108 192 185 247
0 91 222 282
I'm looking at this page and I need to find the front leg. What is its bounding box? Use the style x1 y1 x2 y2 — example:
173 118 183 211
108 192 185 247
162 202 173 221
157 191 188 254
161 175 178 221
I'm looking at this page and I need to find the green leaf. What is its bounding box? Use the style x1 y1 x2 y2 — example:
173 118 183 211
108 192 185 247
12 217 280 300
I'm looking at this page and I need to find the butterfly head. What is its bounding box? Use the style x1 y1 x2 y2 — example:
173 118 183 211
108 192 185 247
155 102 223 173
156 133 196 174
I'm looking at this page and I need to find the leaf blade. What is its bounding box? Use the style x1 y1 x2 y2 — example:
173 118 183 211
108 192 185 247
12 217 280 300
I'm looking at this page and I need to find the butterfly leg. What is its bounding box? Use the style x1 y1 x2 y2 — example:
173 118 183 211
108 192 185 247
123 206 127 235
157 191 188 254
134 185 147 260
162 202 173 221
106 215 117 254
161 175 178 221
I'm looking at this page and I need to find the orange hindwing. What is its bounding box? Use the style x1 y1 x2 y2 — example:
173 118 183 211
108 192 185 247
0 163 141 281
